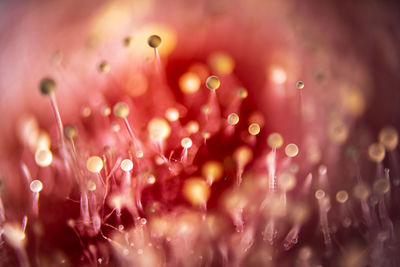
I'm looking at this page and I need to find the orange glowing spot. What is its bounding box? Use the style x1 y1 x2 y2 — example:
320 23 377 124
183 178 211 206
368 143 385 163
270 66 287 84
202 132 211 140
147 174 156 184
237 88 248 99
89 0 151 45
136 151 144 158
165 108 179 122
101 106 111 116
109 194 123 210
298 247 313 261
179 72 201 94
223 190 247 211
379 126 398 151
208 52 235 75
36 131 51 151
35 149 53 167
277 172 296 191
202 161 223 184
233 146 253 166
353 183 371 201
3 224 26 248
111 122 121 132
149 217 169 238
205 76 220 90
147 118 171 141
185 121 199 134
341 89 366 117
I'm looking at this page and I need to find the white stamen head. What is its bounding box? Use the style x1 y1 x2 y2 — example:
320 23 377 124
35 149 53 167
30 179 43 193
121 159 133 172
181 137 193 149
86 156 104 173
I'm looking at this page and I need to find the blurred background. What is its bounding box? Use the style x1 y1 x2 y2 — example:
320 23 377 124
0 0 399 266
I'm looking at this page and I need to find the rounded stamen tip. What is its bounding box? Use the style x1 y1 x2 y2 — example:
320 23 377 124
39 77 56 95
206 76 220 90
86 156 104 173
147 35 162 48
64 125 77 139
113 102 130 118
267 133 284 149
248 123 261 135
98 61 111 73
227 113 239 125
296 81 305 89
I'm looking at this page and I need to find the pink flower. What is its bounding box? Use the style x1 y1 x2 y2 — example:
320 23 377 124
0 0 399 266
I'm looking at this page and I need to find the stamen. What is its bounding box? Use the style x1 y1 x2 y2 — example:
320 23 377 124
248 123 261 136
233 146 253 185
183 177 211 209
34 149 53 167
64 124 78 157
227 113 239 126
205 76 221 91
39 78 66 155
202 161 223 185
30 179 43 216
180 137 193 164
267 133 284 192
114 102 143 153
148 118 171 162
179 72 201 94
368 143 386 178
120 159 133 186
379 126 398 151
315 190 331 247
123 36 133 48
